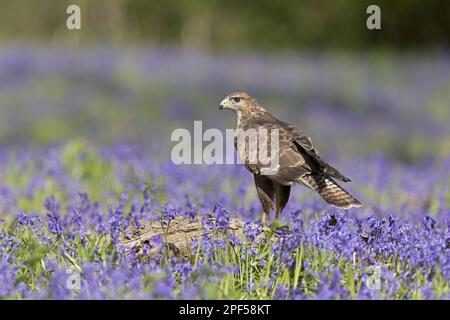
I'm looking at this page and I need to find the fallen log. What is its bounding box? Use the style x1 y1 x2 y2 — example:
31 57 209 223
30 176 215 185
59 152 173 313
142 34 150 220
123 215 279 258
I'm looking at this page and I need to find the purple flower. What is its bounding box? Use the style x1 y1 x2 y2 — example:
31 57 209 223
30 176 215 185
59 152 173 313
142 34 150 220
17 211 29 225
423 216 436 231
44 196 62 216
274 284 288 300
154 279 173 299
161 206 180 222
46 213 64 237
244 223 261 242
213 204 230 231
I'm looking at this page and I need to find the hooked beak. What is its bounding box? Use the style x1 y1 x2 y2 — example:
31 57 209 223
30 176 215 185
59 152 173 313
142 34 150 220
219 98 232 110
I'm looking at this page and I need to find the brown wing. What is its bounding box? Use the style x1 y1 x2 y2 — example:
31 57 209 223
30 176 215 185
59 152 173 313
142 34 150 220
284 123 351 182
233 114 308 185
235 110 350 184
235 113 309 184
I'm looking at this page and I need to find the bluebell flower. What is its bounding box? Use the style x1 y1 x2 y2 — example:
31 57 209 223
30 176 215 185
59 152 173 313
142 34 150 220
17 211 29 225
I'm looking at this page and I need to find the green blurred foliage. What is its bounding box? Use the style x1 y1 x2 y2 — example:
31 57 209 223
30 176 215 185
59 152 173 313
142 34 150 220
0 0 449 50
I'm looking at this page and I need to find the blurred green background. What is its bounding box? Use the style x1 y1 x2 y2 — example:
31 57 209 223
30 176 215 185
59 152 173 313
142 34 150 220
1 0 449 49
0 0 449 163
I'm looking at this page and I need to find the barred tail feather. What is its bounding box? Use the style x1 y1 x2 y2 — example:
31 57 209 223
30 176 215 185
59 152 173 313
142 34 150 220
299 174 362 209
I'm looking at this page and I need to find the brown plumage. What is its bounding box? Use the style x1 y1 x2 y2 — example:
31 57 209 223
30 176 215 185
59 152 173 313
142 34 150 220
219 91 361 226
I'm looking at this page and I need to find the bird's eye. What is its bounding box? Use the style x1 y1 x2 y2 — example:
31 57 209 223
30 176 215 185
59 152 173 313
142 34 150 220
232 97 241 103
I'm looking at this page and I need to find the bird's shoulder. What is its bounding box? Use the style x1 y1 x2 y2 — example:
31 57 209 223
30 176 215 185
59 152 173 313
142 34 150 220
243 110 285 130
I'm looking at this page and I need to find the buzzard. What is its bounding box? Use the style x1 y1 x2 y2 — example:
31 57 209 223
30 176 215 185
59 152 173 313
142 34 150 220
219 92 361 228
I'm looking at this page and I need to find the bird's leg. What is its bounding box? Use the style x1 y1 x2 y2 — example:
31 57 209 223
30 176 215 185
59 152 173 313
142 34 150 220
261 211 271 232
274 184 282 227
275 204 281 224
274 199 290 231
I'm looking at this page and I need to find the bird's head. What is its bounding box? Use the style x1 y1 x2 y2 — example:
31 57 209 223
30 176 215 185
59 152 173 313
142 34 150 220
219 92 255 112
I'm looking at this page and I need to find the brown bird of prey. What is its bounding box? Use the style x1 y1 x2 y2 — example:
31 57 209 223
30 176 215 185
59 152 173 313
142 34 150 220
219 92 361 227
